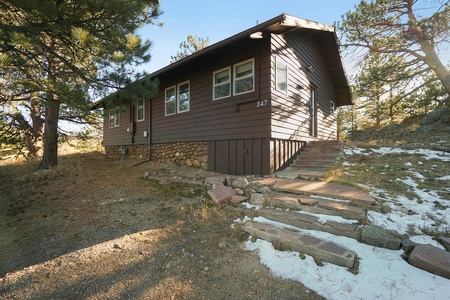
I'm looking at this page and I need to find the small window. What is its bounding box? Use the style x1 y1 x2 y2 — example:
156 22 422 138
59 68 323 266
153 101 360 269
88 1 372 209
178 81 190 113
109 107 120 128
137 99 145 121
234 59 254 95
165 86 176 116
330 100 336 114
213 67 231 100
276 57 288 93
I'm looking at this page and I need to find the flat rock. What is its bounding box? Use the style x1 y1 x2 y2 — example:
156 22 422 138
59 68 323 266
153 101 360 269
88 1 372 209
409 244 450 279
360 225 401 250
243 221 358 269
230 195 248 204
205 175 227 185
207 182 236 204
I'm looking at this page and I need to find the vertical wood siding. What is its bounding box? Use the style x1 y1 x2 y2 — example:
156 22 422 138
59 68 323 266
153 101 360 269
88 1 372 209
208 138 271 175
270 32 338 141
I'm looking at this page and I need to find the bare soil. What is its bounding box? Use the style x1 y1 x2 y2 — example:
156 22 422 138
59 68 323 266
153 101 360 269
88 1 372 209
0 153 324 300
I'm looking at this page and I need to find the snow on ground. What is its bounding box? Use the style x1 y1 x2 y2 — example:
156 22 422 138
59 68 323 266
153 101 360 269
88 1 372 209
241 146 450 300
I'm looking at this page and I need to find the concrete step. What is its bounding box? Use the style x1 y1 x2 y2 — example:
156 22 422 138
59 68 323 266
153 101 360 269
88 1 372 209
243 221 358 270
257 208 362 239
270 193 366 221
273 178 376 207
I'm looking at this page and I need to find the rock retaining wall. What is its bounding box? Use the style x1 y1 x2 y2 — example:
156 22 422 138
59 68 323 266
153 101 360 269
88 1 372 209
105 144 149 159
151 141 208 169
104 142 208 169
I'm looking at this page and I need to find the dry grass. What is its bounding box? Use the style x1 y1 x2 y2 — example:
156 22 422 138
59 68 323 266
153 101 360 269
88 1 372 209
325 145 449 202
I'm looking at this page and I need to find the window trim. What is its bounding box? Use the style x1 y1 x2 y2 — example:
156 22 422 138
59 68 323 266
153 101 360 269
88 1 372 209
137 99 145 122
108 107 120 128
165 85 177 116
177 80 190 113
213 67 231 100
233 58 255 96
275 56 288 94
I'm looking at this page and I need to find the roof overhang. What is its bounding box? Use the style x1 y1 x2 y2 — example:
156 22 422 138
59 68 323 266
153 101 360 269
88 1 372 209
91 14 352 109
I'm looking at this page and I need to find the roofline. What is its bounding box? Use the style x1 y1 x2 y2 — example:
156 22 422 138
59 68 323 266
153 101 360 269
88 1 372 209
91 14 351 109
146 14 334 79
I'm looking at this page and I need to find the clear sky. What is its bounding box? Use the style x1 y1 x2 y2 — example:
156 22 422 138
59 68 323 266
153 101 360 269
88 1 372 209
138 0 363 73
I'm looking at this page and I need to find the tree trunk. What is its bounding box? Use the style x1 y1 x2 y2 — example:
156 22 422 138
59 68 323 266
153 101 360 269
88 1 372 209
40 98 60 168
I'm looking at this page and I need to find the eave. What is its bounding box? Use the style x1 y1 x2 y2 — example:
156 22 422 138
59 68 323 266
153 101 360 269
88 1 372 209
91 13 352 110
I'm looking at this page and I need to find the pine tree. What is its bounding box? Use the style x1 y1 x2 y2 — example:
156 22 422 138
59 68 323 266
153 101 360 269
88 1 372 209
338 0 450 100
0 0 161 168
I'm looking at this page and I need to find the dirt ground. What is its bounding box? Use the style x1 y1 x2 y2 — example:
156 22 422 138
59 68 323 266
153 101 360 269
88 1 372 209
0 152 324 300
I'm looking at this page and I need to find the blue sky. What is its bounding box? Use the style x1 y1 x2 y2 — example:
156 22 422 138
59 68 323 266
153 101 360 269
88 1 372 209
138 0 363 72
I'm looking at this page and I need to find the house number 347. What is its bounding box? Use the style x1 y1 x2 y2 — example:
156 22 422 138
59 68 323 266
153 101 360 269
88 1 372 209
257 100 268 107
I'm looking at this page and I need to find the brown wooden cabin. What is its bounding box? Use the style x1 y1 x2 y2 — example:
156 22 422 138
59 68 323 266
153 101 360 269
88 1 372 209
91 14 352 175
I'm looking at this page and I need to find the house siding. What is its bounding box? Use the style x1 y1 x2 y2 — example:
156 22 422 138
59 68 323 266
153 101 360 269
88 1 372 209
270 32 338 141
150 41 272 144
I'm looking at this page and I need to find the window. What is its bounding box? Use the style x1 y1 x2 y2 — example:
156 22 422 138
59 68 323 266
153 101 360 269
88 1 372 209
330 100 336 114
178 81 190 113
137 99 145 121
165 86 176 116
276 57 288 93
165 82 190 116
213 67 231 100
234 59 254 95
109 107 120 127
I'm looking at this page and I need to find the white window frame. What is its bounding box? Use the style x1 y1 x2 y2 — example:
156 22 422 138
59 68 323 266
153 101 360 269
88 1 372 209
137 99 145 122
213 67 231 100
177 80 190 113
165 86 177 116
108 107 120 128
233 58 255 95
275 56 288 94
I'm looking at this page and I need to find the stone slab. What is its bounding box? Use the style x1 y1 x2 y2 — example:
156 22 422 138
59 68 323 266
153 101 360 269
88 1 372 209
230 195 248 204
243 221 357 269
207 182 236 204
298 196 319 206
317 201 365 215
273 178 376 205
257 209 361 240
409 244 450 279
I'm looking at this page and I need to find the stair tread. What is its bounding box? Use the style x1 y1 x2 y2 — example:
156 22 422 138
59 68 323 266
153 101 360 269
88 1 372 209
271 193 366 220
258 208 361 239
243 220 358 269
273 178 376 205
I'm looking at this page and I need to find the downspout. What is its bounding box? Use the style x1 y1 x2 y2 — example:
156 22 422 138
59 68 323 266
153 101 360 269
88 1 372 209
148 98 152 160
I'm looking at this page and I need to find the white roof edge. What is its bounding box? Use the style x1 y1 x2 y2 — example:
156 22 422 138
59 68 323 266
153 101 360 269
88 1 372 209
281 14 335 32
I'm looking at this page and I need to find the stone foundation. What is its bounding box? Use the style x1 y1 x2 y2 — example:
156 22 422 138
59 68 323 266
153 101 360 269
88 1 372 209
151 141 208 169
105 144 149 159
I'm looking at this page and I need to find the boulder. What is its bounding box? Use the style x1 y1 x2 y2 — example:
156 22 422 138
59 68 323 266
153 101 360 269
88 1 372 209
360 225 402 250
231 177 249 189
249 193 269 206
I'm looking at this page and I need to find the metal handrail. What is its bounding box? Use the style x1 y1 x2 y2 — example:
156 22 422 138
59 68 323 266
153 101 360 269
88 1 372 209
289 116 311 140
